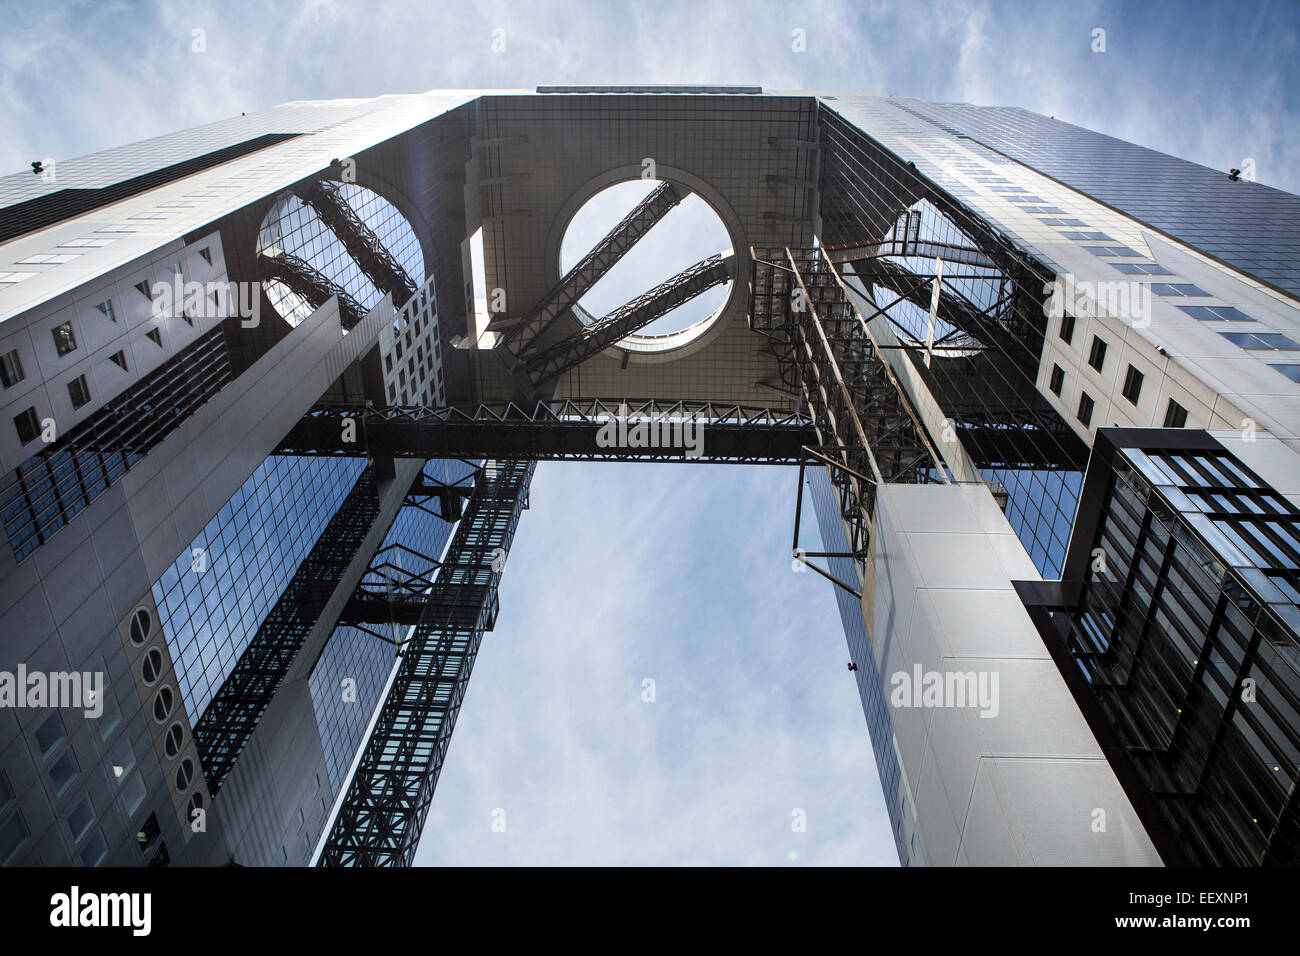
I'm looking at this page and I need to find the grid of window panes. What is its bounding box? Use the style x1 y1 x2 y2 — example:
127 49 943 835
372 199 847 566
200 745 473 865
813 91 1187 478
152 454 366 718
808 466 907 863
1 328 232 563
982 467 1082 578
256 184 424 327
1066 444 1300 864
888 99 1300 300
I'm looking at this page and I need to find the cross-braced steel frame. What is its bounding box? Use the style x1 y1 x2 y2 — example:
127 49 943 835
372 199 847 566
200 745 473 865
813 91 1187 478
518 253 733 387
318 459 533 866
293 178 418 310
260 250 369 331
497 180 684 357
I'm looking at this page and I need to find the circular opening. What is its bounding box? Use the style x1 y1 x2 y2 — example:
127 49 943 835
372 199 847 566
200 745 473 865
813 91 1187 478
152 686 174 724
164 722 185 759
256 182 425 329
559 179 733 346
187 792 204 817
128 607 152 646
140 648 164 686
175 757 194 792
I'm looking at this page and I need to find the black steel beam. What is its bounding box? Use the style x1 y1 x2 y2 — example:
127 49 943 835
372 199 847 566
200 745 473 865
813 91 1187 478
519 254 733 386
276 400 816 464
260 251 369 330
294 178 418 309
498 181 684 354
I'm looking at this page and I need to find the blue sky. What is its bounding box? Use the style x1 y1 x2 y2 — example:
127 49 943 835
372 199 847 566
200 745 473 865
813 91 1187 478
3 0 1297 866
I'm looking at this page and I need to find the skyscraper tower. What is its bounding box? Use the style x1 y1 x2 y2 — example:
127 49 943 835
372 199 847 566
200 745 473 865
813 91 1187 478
1 88 1297 867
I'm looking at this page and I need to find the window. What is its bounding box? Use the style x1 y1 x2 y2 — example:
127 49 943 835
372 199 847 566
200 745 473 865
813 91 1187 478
1059 313 1075 345
198 247 213 266
13 407 40 444
1088 336 1107 371
1164 399 1188 428
1218 331 1300 351
0 772 12 810
134 281 152 298
146 328 162 347
0 349 24 388
67 375 91 409
296 808 305 831
175 758 194 793
109 350 128 371
1077 392 1095 427
1270 365 1300 384
51 322 77 356
1048 364 1064 396
121 771 147 816
279 846 288 866
79 831 108 866
95 299 116 323
1060 231 1114 241
1150 283 1208 297
1083 246 1142 257
0 813 28 864
152 686 174 723
1111 262 1172 275
1122 365 1144 405
1040 218 1088 227
48 749 79 796
67 795 96 842
137 813 160 851
1178 305 1253 321
141 648 164 685
129 607 152 645
107 737 136 782
163 723 184 758
34 713 65 757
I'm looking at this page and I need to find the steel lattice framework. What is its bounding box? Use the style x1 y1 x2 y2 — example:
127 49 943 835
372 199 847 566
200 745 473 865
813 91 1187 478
518 253 734 386
276 399 816 464
318 459 533 867
260 251 369 331
498 180 684 357
293 178 419 309
194 468 382 793
751 247 946 568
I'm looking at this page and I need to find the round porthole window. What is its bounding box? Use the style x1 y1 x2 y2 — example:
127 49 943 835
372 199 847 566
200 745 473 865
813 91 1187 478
175 757 194 792
186 791 205 819
163 722 185 759
129 607 153 646
141 648 164 685
152 686 174 723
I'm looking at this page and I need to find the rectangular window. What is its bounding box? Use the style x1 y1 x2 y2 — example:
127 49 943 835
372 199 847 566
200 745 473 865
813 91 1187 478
1111 262 1172 275
67 375 91 409
1122 365 1144 405
51 322 77 356
1077 392 1095 427
67 795 95 843
1048 364 1064 396
1088 336 1107 371
1164 399 1188 428
14 407 40 445
1178 305 1254 321
1271 364 1300 384
1059 313 1075 345
0 349 23 388
0 813 28 865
